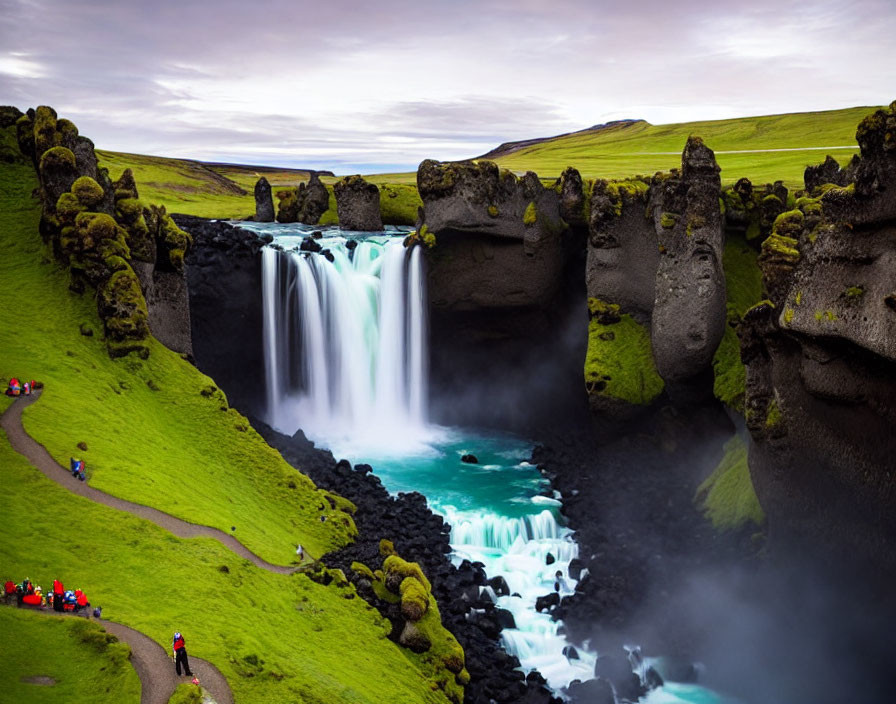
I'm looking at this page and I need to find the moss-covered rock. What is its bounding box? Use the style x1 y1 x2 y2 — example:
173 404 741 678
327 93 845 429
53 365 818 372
585 298 664 408
145 204 191 271
32 105 59 156
71 175 105 207
400 576 429 621
97 266 150 344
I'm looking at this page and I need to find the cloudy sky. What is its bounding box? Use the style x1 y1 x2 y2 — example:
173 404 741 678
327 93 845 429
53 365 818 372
1 0 893 173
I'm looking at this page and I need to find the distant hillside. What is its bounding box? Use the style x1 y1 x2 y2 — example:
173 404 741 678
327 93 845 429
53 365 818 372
484 106 878 187
97 150 327 219
478 119 644 160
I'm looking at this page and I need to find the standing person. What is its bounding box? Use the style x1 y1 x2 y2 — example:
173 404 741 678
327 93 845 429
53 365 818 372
53 578 64 612
172 632 193 677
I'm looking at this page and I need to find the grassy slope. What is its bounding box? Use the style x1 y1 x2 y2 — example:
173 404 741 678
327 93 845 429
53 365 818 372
0 145 352 566
0 607 140 703
97 151 420 223
696 434 764 530
0 431 450 704
712 235 764 412
489 107 876 187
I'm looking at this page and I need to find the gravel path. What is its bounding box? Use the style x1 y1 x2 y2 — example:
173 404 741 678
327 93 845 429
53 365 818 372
1 391 311 703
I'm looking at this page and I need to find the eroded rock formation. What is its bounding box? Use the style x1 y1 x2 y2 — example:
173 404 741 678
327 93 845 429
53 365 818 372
254 176 274 222
334 174 382 231
8 105 192 358
741 101 896 574
275 172 330 225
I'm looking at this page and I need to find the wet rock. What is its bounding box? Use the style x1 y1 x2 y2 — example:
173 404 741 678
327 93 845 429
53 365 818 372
566 678 614 704
594 654 644 701
562 645 579 660
488 575 510 596
461 453 479 464
646 666 664 689
535 592 560 612
494 608 516 630
300 237 322 253
545 552 555 565
254 177 274 222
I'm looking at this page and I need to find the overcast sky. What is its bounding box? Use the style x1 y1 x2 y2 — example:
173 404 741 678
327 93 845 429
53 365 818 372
1 0 893 173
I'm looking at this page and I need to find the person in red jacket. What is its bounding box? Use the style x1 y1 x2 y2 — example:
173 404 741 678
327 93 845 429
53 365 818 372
53 579 64 612
172 632 193 676
75 589 89 611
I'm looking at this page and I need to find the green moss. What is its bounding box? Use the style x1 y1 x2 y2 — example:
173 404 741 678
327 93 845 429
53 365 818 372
814 310 837 322
782 308 794 325
845 286 865 299
523 201 537 226
795 291 803 306
351 561 375 580
487 204 498 217
97 267 150 342
696 435 764 531
72 176 105 207
584 298 664 406
56 191 85 221
765 399 783 428
659 211 678 229
772 209 804 237
39 145 76 172
400 576 430 621
168 683 203 704
711 236 763 413
115 197 143 221
379 538 395 556
761 233 799 260
383 554 432 593
33 105 59 156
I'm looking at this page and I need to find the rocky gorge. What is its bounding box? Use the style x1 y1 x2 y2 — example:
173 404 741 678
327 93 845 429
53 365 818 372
10 98 894 703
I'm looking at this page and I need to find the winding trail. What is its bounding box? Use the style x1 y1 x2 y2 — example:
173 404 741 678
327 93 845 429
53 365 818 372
1 390 314 703
2 392 296 575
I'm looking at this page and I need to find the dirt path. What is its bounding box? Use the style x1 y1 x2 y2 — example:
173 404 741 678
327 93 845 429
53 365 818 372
3 604 233 704
0 391 312 703
1 392 296 575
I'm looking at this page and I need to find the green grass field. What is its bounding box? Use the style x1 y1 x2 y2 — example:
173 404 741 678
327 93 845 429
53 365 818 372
0 430 452 704
0 608 140 704
488 106 876 187
1 144 354 567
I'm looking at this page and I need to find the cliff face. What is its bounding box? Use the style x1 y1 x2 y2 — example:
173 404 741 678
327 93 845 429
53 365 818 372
741 102 896 573
417 160 586 430
178 216 266 416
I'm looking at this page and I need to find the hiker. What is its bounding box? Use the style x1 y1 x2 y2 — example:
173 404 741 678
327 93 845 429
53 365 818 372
70 458 86 481
93 605 102 619
3 580 15 604
23 381 31 395
172 632 193 676
53 578 65 612
75 589 89 611
5 377 21 396
63 590 76 611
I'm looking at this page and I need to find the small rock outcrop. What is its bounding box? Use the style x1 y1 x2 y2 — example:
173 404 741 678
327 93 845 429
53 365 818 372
276 173 331 225
333 174 382 231
741 101 896 575
254 177 274 222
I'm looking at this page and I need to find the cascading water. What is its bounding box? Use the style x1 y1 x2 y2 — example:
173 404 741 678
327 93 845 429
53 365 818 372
260 230 429 451
249 222 728 704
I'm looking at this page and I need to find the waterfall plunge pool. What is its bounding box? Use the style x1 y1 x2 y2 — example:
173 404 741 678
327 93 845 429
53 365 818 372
241 221 731 704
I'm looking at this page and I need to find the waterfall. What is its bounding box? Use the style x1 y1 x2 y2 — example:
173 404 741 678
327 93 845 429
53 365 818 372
261 236 428 447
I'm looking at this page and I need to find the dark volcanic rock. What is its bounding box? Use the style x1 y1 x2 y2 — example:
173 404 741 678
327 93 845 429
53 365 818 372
566 678 614 704
178 216 266 415
804 154 857 192
741 103 896 576
300 173 331 225
253 422 559 704
333 174 383 231
461 453 478 464
254 177 275 222
649 136 726 389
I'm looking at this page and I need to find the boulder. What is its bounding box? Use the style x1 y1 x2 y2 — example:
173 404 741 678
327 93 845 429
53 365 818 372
398 621 431 652
535 592 560 612
300 172 330 224
566 678 614 704
460 453 478 464
650 136 726 387
254 177 275 222
333 175 382 231
804 154 856 192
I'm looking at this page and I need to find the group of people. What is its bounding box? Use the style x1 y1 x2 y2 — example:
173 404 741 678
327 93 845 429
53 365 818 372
4 577 99 617
5 377 37 397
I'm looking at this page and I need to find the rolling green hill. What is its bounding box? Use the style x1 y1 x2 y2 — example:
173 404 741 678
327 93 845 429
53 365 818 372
486 106 877 187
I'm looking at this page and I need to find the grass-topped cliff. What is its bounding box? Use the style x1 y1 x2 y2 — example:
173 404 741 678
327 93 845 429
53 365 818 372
0 119 460 703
